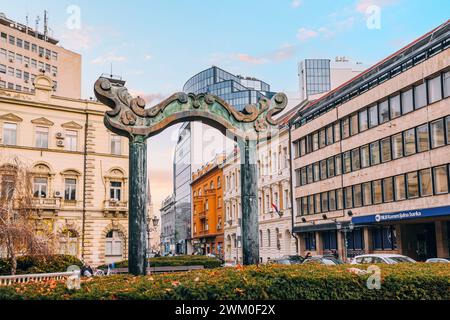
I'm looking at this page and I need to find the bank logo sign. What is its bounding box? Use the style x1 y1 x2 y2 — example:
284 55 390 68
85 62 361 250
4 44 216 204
352 205 450 225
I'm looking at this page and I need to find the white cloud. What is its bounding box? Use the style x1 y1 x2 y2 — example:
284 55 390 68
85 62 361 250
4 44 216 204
91 53 127 65
234 44 297 65
144 54 153 60
291 0 302 8
296 27 319 41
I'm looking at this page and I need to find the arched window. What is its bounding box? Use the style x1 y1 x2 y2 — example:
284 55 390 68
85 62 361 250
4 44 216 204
59 229 79 256
198 188 202 196
205 200 209 211
210 181 214 190
217 176 221 188
32 163 52 198
105 230 124 260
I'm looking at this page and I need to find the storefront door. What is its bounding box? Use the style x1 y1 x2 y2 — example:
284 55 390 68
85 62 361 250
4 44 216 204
402 223 437 261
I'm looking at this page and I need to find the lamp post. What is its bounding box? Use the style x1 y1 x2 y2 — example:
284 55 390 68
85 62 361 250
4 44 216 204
336 219 354 263
146 215 160 258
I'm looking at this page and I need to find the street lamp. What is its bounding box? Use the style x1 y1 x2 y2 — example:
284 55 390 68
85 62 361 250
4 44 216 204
335 214 354 263
146 215 160 257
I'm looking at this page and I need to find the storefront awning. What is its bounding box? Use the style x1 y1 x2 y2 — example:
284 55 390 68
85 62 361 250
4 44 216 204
352 205 450 225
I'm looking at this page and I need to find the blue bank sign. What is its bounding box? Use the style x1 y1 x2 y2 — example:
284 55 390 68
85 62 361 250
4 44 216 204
352 205 450 225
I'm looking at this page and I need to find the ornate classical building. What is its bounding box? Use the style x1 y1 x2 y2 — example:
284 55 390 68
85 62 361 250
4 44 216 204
0 75 130 266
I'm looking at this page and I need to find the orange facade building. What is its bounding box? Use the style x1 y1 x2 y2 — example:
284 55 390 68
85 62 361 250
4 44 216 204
191 156 225 257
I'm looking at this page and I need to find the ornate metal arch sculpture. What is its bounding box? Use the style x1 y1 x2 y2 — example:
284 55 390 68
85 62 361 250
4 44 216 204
94 77 288 275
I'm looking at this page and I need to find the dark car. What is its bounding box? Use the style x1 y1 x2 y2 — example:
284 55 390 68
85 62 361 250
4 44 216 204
269 255 305 265
302 255 343 265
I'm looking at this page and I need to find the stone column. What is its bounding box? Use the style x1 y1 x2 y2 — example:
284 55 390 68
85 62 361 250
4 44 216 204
128 135 148 275
240 139 259 265
363 227 371 254
435 221 449 258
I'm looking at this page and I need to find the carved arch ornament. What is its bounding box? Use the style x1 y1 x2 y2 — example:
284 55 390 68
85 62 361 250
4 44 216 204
94 77 288 142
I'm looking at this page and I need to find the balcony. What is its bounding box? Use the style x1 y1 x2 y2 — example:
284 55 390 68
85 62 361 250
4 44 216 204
103 199 128 217
29 198 61 211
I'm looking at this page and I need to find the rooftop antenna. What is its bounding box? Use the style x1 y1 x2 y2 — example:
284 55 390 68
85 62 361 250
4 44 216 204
35 15 40 38
25 13 29 35
110 63 113 78
43 10 48 41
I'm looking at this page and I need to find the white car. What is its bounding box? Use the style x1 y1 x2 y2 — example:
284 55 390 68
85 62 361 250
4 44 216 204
351 254 416 264
426 258 450 263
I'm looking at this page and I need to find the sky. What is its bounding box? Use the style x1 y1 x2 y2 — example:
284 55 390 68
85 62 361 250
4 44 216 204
2 0 449 208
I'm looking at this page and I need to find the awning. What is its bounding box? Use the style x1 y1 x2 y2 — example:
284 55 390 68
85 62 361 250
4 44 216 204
352 205 450 225
293 221 351 233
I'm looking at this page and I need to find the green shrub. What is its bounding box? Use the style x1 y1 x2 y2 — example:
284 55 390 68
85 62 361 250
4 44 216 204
97 256 222 270
0 263 449 300
0 255 83 275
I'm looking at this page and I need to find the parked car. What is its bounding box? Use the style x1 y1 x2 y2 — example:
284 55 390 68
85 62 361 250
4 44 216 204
302 255 343 265
426 258 450 263
269 255 305 265
351 254 416 264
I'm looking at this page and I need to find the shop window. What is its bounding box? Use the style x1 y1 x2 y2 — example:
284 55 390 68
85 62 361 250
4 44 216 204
433 165 449 194
371 226 396 250
322 230 338 251
414 82 427 109
427 75 442 104
370 142 380 165
378 100 389 124
359 109 368 132
416 124 430 152
392 133 403 159
361 145 370 168
372 180 382 204
389 94 401 119
383 177 394 202
304 232 316 251
394 174 406 200
362 182 372 206
403 128 416 156
430 119 445 148
347 229 364 250
407 172 419 198
419 168 433 197
380 138 391 163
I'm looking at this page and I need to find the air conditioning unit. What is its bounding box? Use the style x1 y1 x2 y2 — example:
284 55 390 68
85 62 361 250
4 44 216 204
54 191 62 198
45 55 50 60
24 79 29 83
9 58 14 63
25 63 29 68
55 132 65 139
39 53 43 57
52 72 57 77
57 140 64 147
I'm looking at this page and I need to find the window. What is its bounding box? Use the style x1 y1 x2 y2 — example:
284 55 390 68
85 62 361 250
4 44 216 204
372 180 382 204
344 186 353 209
35 126 49 148
327 157 335 177
326 125 333 145
348 229 364 251
110 181 122 201
343 151 351 173
383 177 394 202
64 179 77 201
407 172 419 198
361 145 370 168
427 75 442 104
33 177 48 198
368 105 378 128
404 128 416 156
313 163 320 182
320 160 327 179
353 184 362 207
419 168 432 197
380 138 391 163
111 135 121 155
362 182 372 206
359 109 368 132
378 100 389 124
65 130 78 151
336 189 343 210
2 123 17 145
430 119 445 148
307 165 313 184
319 129 326 148
321 192 328 212
392 133 403 159
414 124 429 152
322 231 337 251
9 35 15 45
401 88 414 114
334 123 341 142
59 229 78 256
267 229 271 247
350 114 358 136
352 148 360 171
394 174 406 200
389 95 401 119
304 232 316 251
328 190 336 211
0 175 15 200
447 116 450 144
372 226 396 250
0 64 5 74
433 166 449 194
308 195 314 214
335 155 342 176
105 230 123 257
414 82 427 109
341 118 350 139
370 142 380 165
217 176 221 188
314 194 321 213
312 132 319 151
444 71 450 98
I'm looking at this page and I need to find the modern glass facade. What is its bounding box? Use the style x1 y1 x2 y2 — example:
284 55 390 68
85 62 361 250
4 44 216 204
298 59 331 100
183 66 274 111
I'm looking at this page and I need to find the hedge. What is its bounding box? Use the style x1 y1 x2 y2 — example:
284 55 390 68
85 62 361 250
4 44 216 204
97 256 223 270
0 263 449 300
0 255 83 276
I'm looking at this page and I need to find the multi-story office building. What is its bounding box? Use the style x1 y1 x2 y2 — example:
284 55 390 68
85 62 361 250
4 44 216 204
291 20 450 261
0 75 129 266
183 66 275 111
0 13 81 98
191 155 225 257
160 194 175 255
298 57 364 101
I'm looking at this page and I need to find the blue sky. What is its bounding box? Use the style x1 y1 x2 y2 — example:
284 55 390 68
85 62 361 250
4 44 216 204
2 0 449 206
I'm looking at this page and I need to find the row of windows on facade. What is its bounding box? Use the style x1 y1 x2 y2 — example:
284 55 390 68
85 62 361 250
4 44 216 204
0 65 57 92
1 32 58 60
294 71 450 158
0 81 39 92
192 217 223 234
303 226 396 252
258 228 289 249
296 164 450 216
1 123 123 155
193 176 222 198
296 115 450 187
1 49 58 74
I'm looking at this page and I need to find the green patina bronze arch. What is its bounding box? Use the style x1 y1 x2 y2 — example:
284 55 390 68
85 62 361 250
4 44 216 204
94 77 288 275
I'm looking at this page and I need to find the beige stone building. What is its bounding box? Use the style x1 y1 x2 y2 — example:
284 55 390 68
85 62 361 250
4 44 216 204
0 13 81 99
0 75 130 266
291 21 450 261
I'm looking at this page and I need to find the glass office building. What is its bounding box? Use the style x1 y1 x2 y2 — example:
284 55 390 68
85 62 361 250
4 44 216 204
183 66 275 111
298 59 331 100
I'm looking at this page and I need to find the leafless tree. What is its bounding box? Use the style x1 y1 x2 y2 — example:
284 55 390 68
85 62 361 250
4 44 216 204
0 157 55 275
